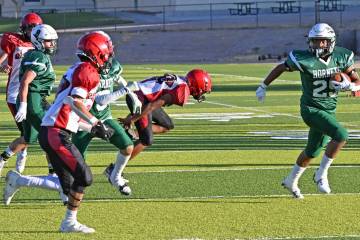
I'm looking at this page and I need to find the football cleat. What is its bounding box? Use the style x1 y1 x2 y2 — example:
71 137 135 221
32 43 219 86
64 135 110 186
103 163 131 195
60 220 95 233
4 170 21 205
313 171 331 194
103 163 129 183
0 159 7 177
281 178 304 199
118 183 132 196
15 150 27 173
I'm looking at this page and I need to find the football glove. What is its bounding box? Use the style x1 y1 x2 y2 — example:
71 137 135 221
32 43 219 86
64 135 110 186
126 92 142 115
126 81 140 92
15 102 27 122
256 83 267 102
90 122 115 141
330 79 354 92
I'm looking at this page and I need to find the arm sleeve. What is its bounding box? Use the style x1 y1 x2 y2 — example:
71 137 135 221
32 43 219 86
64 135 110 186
172 84 190 106
95 87 129 106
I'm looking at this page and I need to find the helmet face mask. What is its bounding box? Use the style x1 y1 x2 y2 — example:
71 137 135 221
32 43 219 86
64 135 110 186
31 24 58 56
307 23 336 58
186 69 212 102
76 31 114 73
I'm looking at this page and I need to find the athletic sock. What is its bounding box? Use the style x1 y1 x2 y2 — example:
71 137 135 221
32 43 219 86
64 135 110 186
287 164 306 185
110 152 130 186
16 174 61 191
315 155 333 180
0 147 15 161
64 209 77 223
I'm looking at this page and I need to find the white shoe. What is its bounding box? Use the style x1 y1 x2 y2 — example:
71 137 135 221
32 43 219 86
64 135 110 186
3 170 21 205
314 171 331 194
118 182 132 196
281 178 304 199
15 151 27 173
103 163 129 183
60 220 95 233
0 160 7 177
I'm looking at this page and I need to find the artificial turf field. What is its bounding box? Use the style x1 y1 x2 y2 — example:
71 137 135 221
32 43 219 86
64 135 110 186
0 63 360 240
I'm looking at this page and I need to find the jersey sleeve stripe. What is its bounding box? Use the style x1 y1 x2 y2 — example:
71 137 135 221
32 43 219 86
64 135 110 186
23 61 46 68
347 52 354 65
289 51 304 72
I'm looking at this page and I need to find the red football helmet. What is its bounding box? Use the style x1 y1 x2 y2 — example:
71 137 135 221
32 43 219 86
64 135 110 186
20 13 43 39
186 69 212 102
76 32 114 73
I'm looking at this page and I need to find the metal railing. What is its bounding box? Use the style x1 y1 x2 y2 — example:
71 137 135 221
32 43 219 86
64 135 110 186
2 0 358 32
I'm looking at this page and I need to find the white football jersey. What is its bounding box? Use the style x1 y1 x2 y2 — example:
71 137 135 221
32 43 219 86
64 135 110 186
138 74 190 106
41 62 100 133
1 33 34 104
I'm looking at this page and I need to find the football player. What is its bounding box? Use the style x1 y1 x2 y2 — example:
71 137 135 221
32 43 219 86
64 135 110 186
0 13 43 175
72 31 140 196
2 24 65 205
38 32 114 233
255 23 360 199
108 69 212 176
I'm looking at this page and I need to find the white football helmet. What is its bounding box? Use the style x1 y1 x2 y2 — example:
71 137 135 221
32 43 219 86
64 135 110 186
31 24 58 55
307 23 336 58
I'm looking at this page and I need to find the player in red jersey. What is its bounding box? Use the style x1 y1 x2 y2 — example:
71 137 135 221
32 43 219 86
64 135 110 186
0 13 43 174
38 32 114 233
105 69 212 176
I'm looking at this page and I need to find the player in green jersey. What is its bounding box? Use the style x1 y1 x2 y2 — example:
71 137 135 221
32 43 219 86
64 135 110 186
72 31 141 196
255 23 360 199
2 24 66 206
0 24 58 166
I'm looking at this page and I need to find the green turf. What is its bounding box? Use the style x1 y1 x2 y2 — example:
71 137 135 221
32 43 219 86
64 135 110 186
0 63 359 239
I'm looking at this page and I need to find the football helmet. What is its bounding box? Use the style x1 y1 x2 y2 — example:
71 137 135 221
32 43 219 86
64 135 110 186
20 13 43 40
186 69 212 102
31 24 58 55
307 23 336 58
76 31 114 73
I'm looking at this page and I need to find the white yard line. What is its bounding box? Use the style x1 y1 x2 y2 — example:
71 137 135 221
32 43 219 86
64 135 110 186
124 165 360 175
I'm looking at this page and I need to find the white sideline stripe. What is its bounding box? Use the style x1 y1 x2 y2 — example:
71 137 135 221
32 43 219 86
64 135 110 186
175 235 360 240
249 235 360 240
203 100 301 119
7 192 360 206
125 165 360 174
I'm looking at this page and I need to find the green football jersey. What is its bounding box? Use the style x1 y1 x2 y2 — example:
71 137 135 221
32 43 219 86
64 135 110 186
90 59 123 120
20 50 56 97
285 46 354 112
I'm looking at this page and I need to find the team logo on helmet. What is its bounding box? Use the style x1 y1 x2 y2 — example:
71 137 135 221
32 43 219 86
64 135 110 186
31 24 58 55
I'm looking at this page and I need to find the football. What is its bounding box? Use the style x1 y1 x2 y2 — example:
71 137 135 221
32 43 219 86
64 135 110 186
331 72 351 82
